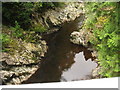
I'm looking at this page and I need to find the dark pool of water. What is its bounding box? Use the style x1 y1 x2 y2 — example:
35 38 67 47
23 16 97 84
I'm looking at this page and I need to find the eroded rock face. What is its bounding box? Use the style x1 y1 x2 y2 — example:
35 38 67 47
44 2 84 26
70 29 92 47
33 2 84 33
0 39 47 85
0 65 38 85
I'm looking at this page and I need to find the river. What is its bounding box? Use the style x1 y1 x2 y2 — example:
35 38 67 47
23 15 97 84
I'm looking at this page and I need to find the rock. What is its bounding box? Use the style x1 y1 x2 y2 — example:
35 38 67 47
32 2 84 33
70 27 93 47
70 31 88 46
0 53 8 62
48 2 84 26
41 40 46 45
92 67 101 78
24 43 39 51
91 51 98 58
1 39 47 66
1 29 47 84
1 65 38 85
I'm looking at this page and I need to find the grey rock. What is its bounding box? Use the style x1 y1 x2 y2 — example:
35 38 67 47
70 31 88 46
92 67 101 78
33 2 84 33
1 34 47 85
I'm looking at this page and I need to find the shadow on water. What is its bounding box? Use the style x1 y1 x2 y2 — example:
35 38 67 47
23 15 97 84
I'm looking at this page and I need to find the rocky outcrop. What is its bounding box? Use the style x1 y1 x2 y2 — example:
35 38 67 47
43 2 84 26
0 27 47 85
0 64 38 85
70 28 93 47
32 2 84 34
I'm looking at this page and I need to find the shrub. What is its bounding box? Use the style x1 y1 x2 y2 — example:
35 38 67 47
84 2 120 77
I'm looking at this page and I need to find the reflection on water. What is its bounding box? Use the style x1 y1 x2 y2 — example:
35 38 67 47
61 52 97 81
23 16 97 84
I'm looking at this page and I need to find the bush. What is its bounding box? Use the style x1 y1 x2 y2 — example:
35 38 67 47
10 21 24 38
0 33 12 52
84 2 120 77
32 23 47 33
2 2 34 29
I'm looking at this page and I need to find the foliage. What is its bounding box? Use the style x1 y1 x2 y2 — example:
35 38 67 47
32 23 47 33
2 2 64 52
84 2 120 77
1 25 43 52
10 21 24 38
2 2 34 29
2 2 64 29
0 33 12 52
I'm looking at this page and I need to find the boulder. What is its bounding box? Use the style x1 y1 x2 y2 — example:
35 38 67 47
70 31 88 46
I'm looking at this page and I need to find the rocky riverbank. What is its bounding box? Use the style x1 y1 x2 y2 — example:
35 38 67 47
1 26 47 85
70 28 101 79
70 17 101 79
70 27 101 79
1 2 85 85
